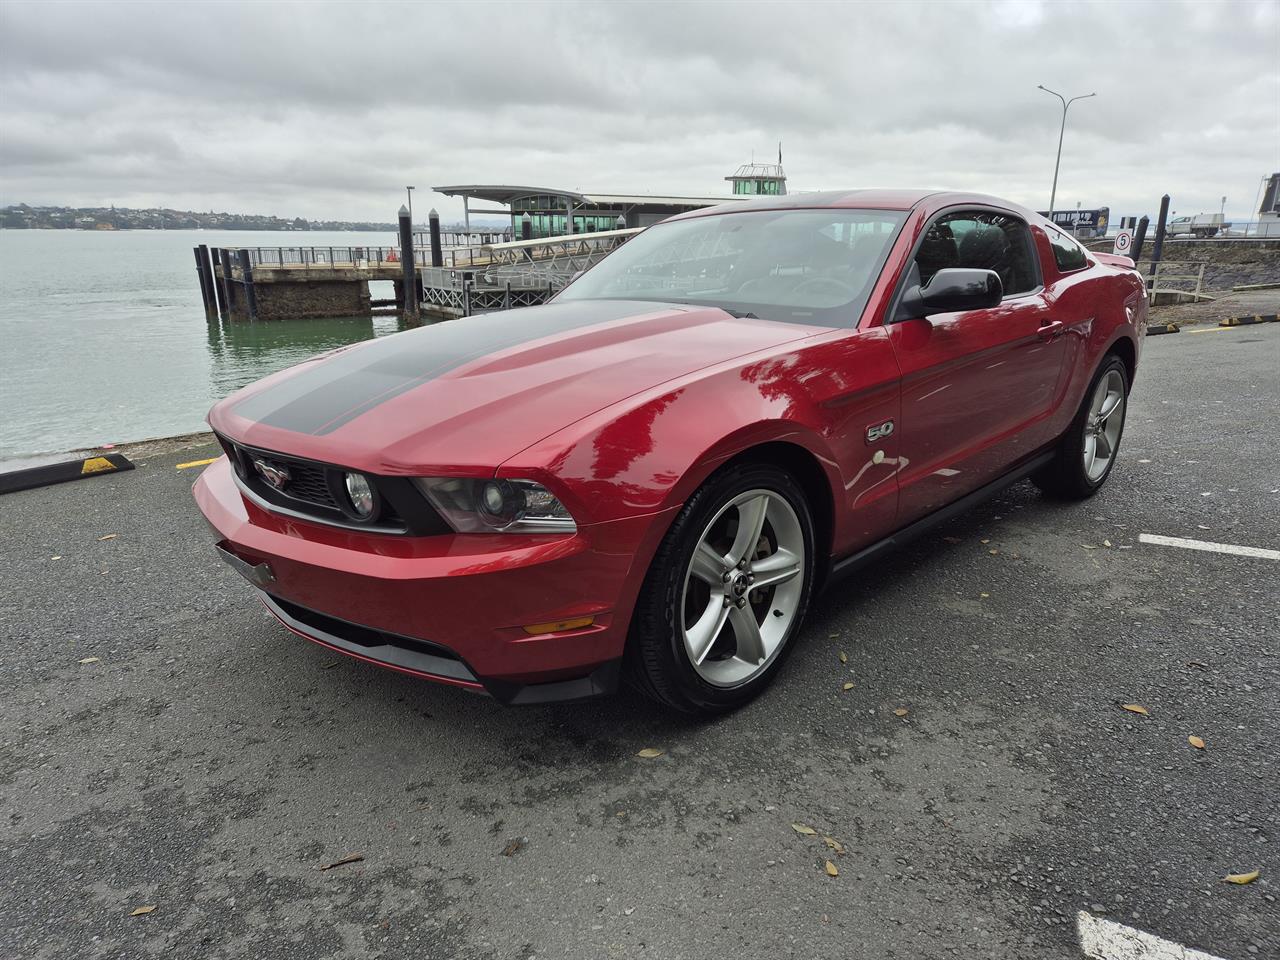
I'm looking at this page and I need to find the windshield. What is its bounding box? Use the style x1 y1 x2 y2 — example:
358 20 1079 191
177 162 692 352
559 208 906 326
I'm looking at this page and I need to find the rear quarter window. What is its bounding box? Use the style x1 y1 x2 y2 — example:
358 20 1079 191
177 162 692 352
1048 229 1089 273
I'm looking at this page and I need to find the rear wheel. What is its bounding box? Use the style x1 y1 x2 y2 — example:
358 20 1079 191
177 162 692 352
1032 355 1129 500
625 462 815 714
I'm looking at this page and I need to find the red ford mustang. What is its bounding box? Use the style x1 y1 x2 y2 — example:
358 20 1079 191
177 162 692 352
195 190 1146 713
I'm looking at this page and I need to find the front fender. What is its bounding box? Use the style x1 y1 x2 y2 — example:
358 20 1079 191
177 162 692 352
501 327 902 550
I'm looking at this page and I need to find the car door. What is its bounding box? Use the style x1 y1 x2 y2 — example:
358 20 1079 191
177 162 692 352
885 207 1068 522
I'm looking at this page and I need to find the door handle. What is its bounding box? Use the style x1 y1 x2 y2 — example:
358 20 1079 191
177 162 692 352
1038 320 1065 341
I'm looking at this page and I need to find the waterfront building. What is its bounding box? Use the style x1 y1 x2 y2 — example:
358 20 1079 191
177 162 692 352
433 157 791 239
432 184 745 239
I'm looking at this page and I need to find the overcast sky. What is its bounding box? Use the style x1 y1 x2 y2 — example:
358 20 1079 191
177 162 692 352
2 0 1277 224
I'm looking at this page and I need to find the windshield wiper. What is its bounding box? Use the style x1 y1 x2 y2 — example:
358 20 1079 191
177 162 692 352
721 307 759 319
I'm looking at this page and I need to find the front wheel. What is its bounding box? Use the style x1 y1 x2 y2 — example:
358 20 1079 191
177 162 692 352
625 462 816 714
1032 355 1129 500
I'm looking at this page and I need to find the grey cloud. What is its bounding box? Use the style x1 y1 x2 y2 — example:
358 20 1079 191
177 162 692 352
1 0 1276 223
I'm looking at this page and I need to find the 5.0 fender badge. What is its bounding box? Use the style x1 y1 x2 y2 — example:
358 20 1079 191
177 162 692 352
866 420 895 444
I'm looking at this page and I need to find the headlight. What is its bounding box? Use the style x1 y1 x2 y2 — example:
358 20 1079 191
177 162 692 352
413 477 576 534
344 472 375 518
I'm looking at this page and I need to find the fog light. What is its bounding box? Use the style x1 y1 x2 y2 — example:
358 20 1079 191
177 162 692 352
344 472 374 518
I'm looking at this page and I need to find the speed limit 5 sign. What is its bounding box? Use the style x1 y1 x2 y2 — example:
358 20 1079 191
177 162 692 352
1113 230 1134 255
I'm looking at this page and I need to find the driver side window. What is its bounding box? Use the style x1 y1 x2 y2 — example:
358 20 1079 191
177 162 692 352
916 210 1038 296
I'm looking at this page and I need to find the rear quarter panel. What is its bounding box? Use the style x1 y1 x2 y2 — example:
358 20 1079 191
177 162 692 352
1041 233 1147 432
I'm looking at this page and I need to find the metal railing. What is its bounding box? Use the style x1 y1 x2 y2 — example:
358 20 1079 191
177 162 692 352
413 229 511 247
226 226 641 273
1138 260 1208 299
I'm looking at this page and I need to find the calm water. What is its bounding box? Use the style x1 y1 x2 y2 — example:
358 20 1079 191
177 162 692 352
0 229 414 460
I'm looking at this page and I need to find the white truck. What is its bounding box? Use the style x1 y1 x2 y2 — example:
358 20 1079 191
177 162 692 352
1165 213 1229 238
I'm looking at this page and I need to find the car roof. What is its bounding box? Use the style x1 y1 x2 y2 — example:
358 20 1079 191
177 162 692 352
666 189 1040 222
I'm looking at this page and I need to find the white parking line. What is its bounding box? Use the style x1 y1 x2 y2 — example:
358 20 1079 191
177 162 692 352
1077 911 1226 960
1139 533 1280 561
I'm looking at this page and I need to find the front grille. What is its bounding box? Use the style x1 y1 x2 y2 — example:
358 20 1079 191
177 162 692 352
265 594 478 684
215 434 450 537
271 595 461 660
280 460 340 511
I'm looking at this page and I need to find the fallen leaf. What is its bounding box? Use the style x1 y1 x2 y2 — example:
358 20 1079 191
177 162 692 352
1081 544 1096 550
50 556 62 560
823 836 845 854
791 823 817 836
501 839 523 857
893 708 909 717
980 593 990 599
129 905 155 916
318 853 364 871
78 656 100 664
838 652 847 664
980 539 990 544
1121 704 1149 716
1188 735 1206 750
988 549 998 555
1103 539 1113 548
636 747 664 759
97 534 118 541
842 682 855 692
1223 869 1259 885
824 860 839 877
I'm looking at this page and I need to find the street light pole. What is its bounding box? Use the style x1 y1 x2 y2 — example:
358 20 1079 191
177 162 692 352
406 186 415 228
1037 86 1095 220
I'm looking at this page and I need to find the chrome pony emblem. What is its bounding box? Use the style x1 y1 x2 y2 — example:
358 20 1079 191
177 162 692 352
252 458 291 490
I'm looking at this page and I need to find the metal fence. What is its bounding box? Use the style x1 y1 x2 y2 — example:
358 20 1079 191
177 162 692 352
235 246 452 268
413 229 511 247
1209 220 1280 239
1137 260 1208 299
229 226 642 273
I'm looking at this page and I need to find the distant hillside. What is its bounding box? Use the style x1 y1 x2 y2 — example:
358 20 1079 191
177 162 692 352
1 203 398 232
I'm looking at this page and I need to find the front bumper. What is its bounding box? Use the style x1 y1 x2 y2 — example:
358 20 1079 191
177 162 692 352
194 457 669 702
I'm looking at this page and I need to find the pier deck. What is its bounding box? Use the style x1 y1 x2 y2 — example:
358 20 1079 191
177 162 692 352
198 228 639 321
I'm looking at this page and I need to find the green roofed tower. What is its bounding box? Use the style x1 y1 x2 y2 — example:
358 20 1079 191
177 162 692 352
726 150 787 197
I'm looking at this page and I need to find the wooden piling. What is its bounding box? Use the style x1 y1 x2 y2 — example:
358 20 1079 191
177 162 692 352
193 245 217 321
429 209 443 268
237 249 259 321
1149 194 1171 284
214 249 233 320
398 205 419 320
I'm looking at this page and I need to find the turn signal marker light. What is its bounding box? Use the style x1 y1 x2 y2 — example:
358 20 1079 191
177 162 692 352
522 616 595 636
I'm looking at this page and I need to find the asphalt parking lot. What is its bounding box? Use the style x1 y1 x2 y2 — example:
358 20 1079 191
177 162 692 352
2 323 1277 960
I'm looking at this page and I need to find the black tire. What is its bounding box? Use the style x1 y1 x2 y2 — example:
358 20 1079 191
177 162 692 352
1032 355 1129 500
624 461 816 714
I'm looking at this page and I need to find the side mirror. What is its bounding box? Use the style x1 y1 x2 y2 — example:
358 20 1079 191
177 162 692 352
896 268 1003 320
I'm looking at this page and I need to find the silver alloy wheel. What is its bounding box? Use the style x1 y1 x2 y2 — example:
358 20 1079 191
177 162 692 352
679 489 805 687
1083 369 1126 482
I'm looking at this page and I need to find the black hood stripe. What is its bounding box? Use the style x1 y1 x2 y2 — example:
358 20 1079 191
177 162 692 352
233 300 678 435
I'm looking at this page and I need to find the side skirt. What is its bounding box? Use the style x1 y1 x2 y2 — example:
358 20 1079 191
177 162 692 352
825 451 1054 587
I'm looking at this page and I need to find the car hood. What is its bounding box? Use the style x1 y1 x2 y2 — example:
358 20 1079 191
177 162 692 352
209 299 823 474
